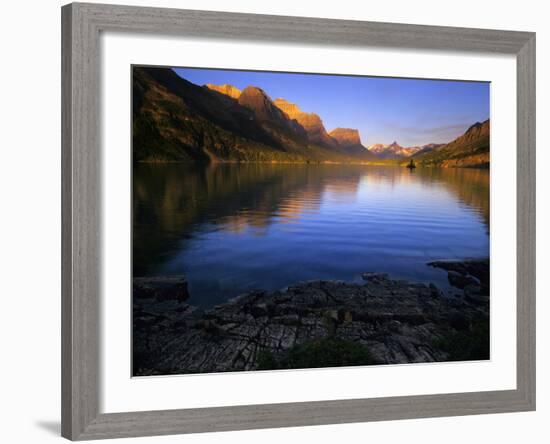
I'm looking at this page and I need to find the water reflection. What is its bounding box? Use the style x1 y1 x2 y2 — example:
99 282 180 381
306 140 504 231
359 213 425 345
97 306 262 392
133 163 489 307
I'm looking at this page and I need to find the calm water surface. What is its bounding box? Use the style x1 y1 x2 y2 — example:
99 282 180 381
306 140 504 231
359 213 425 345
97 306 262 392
133 163 489 308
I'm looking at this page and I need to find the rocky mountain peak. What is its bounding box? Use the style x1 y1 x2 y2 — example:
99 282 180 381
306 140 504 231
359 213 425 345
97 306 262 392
239 86 270 102
273 98 323 128
273 97 337 148
329 128 362 147
204 83 242 99
238 86 280 121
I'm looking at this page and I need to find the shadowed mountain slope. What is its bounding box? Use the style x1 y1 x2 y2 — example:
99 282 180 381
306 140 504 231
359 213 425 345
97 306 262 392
412 120 490 168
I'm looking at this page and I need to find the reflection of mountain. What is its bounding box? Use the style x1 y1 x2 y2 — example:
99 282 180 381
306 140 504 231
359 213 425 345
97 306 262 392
367 141 439 159
133 164 489 276
410 167 490 226
355 166 489 226
134 164 323 274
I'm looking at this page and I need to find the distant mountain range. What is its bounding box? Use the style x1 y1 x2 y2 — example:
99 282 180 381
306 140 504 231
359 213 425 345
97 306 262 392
367 142 444 159
133 67 489 168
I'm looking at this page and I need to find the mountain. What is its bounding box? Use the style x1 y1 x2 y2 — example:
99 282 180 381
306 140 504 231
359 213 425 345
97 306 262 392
133 67 364 163
273 98 338 148
133 66 489 167
329 128 377 160
412 120 490 168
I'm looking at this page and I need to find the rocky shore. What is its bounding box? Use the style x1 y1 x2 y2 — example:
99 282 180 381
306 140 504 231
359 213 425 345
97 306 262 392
133 259 489 376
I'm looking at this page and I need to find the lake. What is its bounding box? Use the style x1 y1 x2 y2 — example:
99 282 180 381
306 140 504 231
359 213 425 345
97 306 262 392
133 163 489 308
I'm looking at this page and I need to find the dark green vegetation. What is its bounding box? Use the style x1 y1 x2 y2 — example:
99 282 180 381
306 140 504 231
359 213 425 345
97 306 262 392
257 338 377 370
133 67 375 163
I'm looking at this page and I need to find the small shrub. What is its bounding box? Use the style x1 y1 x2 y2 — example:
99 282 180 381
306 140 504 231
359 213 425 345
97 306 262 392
257 337 377 370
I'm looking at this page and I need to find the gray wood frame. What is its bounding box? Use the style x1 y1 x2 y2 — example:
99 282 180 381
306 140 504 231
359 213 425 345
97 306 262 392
61 2 536 440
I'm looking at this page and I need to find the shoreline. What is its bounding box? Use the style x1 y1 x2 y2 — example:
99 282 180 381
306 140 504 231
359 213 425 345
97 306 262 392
133 259 489 376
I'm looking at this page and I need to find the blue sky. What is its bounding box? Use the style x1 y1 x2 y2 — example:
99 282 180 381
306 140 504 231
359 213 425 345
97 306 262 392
173 67 490 148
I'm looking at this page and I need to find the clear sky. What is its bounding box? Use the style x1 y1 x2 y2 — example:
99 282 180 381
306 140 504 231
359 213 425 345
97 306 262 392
173 67 489 148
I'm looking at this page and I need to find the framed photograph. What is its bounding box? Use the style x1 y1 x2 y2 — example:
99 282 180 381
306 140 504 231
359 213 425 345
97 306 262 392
62 2 536 440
